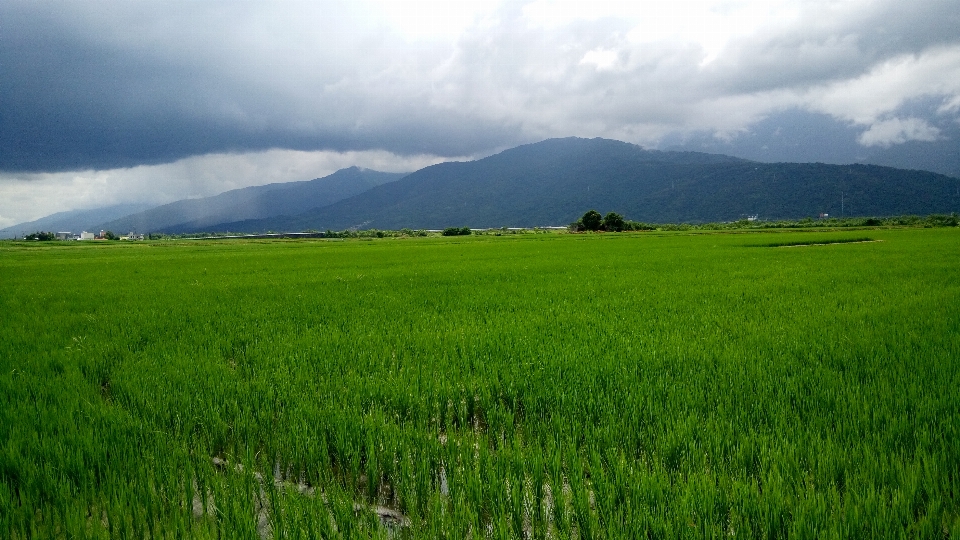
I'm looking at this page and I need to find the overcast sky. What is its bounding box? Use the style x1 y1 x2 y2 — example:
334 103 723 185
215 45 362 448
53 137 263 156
2 0 959 227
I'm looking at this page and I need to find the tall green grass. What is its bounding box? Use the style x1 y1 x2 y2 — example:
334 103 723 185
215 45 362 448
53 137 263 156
1 228 958 538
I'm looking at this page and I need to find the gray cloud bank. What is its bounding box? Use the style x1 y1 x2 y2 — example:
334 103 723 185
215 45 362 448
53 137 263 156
0 1 526 172
2 0 958 175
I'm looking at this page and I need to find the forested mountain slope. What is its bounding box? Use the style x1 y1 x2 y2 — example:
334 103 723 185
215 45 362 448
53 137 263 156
210 138 959 232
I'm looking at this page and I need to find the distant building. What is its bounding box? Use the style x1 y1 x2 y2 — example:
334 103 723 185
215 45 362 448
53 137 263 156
121 232 144 241
79 231 95 240
55 232 72 240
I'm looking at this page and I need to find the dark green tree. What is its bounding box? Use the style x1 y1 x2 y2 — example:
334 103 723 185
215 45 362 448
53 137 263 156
580 210 603 231
602 212 626 232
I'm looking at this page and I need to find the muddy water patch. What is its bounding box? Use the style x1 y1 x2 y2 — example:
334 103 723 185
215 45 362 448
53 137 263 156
193 456 409 539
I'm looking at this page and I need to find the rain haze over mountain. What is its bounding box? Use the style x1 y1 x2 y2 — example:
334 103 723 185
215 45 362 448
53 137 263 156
2 0 958 228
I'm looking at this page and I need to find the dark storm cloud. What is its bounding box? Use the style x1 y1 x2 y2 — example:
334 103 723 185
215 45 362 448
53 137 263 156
661 109 868 164
0 1 526 172
665 100 960 178
1 0 959 174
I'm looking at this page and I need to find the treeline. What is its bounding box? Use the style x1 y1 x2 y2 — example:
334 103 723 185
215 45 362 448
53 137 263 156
568 210 959 232
642 213 959 232
144 227 562 240
52 212 960 242
146 228 433 240
22 231 57 241
20 230 123 241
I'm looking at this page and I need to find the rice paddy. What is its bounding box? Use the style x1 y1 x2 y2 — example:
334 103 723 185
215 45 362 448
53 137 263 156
1 227 958 538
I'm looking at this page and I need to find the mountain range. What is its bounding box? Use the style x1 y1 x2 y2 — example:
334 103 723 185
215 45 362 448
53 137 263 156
212 138 960 232
4 137 959 237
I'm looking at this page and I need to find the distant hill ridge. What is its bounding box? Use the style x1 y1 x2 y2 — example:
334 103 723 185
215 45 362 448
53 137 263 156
208 137 960 232
96 167 408 234
0 203 152 239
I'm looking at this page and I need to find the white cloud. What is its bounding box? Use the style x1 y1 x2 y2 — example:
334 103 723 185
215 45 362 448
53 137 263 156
367 0 503 40
793 44 960 147
857 117 941 147
806 45 960 125
939 94 960 114
524 0 802 64
580 48 620 70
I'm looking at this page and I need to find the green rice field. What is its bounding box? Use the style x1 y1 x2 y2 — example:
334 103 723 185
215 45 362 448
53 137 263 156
1 228 958 538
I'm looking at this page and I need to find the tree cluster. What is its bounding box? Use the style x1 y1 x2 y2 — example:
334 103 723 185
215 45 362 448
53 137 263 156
24 231 56 241
441 227 472 236
570 210 640 232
